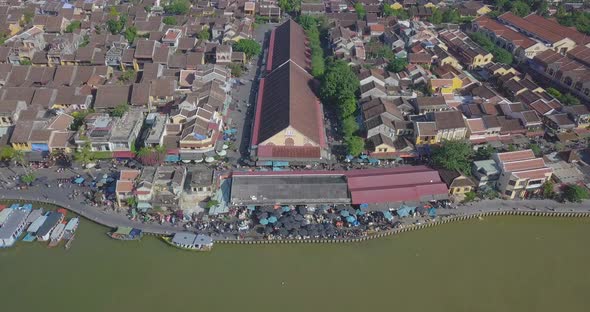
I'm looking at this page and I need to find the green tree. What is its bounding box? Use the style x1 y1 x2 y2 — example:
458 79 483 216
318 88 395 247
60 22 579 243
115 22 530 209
198 29 210 41
233 39 262 59
74 141 95 165
12 149 26 167
228 63 243 77
510 1 531 17
342 116 360 137
561 93 580 106
547 87 562 99
65 21 81 33
109 7 119 18
163 16 177 25
442 8 460 23
431 140 474 174
118 70 136 83
542 180 555 199
529 143 542 157
339 97 358 119
537 0 549 17
278 0 301 13
429 8 443 24
124 26 137 43
126 196 138 208
386 57 408 73
20 59 32 65
107 19 124 35
320 59 360 104
21 173 36 185
136 146 166 165
563 184 590 203
298 15 325 77
206 199 220 209
0 146 15 162
355 3 366 19
345 136 365 156
164 0 190 15
474 144 495 160
463 191 477 203
111 103 129 117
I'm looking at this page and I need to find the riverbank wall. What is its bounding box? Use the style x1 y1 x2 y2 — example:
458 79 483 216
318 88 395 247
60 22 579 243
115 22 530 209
3 198 589 244
214 210 590 245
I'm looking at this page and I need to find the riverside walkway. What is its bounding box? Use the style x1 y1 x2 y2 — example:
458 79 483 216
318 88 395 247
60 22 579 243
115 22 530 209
2 188 590 238
0 189 179 235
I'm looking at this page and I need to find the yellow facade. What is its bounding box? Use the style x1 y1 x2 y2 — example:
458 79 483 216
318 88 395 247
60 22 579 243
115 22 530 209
477 6 492 16
472 53 494 67
391 3 403 10
431 76 463 94
492 66 517 77
449 185 473 195
440 56 461 69
11 142 31 151
373 143 395 153
8 23 21 36
415 136 438 145
260 126 319 147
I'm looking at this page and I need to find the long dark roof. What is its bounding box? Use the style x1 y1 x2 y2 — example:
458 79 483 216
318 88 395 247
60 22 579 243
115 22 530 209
267 19 310 72
256 61 322 145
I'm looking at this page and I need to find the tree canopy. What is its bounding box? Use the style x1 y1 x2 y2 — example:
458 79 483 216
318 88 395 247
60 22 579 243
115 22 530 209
547 87 580 106
386 57 408 73
355 3 366 19
163 16 177 25
124 26 137 43
278 0 301 14
164 0 190 15
0 146 15 161
65 21 81 33
563 184 590 203
197 29 210 41
297 15 325 77
469 32 513 64
233 39 262 59
510 1 531 17
111 103 130 117
431 140 474 174
320 59 360 104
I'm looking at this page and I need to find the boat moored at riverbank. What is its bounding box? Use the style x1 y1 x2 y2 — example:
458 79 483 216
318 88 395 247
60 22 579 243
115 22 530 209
108 227 143 240
164 232 213 251
49 223 66 247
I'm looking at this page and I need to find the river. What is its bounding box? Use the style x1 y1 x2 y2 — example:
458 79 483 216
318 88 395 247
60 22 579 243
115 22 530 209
1 216 589 312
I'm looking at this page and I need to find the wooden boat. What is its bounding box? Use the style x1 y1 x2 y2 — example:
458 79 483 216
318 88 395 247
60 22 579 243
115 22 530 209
108 227 143 241
48 223 66 247
63 218 79 240
65 234 75 250
162 233 213 252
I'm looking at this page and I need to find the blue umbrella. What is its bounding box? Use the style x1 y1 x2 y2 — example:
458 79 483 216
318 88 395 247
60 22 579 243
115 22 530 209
260 218 269 225
383 211 394 221
282 206 291 212
340 210 350 217
355 209 365 216
247 205 256 211
346 216 356 223
268 216 278 223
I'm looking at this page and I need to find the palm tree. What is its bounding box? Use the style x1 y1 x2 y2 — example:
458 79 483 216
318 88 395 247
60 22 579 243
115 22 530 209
74 141 94 165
